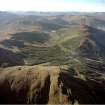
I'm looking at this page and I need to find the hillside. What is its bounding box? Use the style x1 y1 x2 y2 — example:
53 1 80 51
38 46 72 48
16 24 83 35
0 12 105 104
1 25 105 66
0 65 105 104
0 47 24 67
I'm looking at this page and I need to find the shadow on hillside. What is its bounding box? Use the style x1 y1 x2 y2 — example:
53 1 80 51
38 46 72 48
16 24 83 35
90 27 105 47
38 18 69 31
60 71 105 104
0 32 50 49
0 47 24 67
79 26 105 59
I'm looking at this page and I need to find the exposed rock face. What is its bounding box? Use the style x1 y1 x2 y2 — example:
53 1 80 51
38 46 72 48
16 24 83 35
0 66 105 104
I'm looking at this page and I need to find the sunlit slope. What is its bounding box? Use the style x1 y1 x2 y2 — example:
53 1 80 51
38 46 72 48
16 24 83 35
1 25 105 66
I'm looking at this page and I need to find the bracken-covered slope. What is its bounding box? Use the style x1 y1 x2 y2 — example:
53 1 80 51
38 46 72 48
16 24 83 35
0 65 105 104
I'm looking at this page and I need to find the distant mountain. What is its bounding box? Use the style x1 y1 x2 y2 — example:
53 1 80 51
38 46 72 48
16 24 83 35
0 11 105 34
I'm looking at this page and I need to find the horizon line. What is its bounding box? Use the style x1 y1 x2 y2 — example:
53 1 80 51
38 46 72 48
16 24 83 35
0 10 105 13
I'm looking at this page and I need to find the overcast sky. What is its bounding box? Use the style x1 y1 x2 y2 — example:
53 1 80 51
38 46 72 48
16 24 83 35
0 0 105 12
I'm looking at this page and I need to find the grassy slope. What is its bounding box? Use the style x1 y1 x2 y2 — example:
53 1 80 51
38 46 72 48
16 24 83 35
0 65 105 104
1 25 105 70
